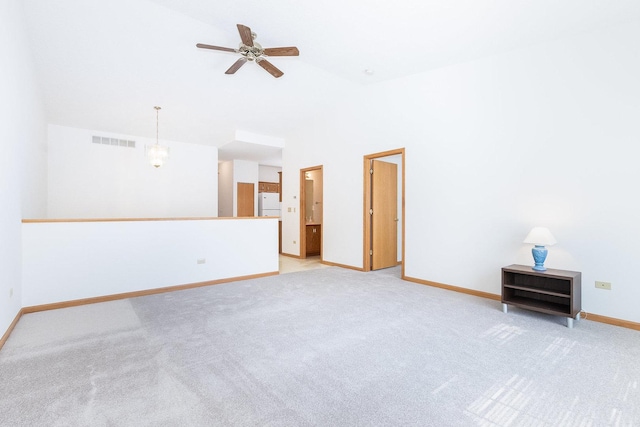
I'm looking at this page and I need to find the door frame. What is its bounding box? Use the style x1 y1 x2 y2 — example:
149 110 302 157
363 148 405 274
300 165 323 259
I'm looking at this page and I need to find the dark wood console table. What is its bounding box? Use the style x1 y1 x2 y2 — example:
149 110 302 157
501 264 582 328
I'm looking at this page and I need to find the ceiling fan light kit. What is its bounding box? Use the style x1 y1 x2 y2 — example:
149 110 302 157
197 24 299 78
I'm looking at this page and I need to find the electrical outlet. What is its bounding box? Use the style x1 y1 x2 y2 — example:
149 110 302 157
197 258 206 265
293 240 296 244
595 281 611 290
9 288 13 298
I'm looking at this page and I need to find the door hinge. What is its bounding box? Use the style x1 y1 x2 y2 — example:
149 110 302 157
369 209 373 215
369 250 373 256
370 168 373 175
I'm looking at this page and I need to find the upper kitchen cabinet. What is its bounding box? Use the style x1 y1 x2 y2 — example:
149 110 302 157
258 181 280 193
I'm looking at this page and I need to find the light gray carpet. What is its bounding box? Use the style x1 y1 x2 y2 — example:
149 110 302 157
1 267 639 426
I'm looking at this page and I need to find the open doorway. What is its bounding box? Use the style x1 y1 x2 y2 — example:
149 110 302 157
300 166 323 259
363 148 405 275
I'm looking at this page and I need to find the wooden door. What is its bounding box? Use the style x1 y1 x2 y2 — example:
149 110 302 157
371 160 397 270
237 182 255 217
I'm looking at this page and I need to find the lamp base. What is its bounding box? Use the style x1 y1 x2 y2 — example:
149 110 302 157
531 245 548 271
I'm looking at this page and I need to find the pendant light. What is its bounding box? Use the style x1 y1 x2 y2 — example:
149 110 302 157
146 106 169 168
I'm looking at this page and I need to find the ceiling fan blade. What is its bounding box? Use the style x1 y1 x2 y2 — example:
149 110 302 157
196 43 236 53
237 24 253 47
263 47 300 57
257 59 284 78
225 58 247 75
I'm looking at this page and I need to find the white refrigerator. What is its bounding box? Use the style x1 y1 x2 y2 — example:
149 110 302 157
258 193 280 217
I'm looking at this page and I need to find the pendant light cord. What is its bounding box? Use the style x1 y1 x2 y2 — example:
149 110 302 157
154 106 161 145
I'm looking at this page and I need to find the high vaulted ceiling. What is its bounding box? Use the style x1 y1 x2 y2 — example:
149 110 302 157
22 0 640 164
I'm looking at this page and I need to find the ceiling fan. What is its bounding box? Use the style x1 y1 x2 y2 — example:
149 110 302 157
197 24 299 78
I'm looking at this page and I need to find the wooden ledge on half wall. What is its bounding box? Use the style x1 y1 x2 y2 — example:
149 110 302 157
22 216 279 223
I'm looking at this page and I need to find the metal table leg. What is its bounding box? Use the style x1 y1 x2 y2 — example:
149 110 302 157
567 317 574 328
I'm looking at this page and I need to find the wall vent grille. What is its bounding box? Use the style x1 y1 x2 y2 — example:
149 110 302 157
92 135 135 148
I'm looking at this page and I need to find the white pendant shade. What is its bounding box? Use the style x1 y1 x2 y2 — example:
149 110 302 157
146 144 169 168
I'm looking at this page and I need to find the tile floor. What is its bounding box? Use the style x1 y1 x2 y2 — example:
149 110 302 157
279 255 330 274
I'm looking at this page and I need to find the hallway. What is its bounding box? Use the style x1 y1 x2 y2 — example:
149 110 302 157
279 255 328 274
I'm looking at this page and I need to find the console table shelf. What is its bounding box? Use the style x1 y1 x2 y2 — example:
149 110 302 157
503 284 570 299
501 264 582 328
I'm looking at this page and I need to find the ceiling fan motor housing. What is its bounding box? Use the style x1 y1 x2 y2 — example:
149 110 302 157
239 42 263 61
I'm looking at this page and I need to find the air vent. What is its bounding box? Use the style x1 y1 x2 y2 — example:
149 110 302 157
92 135 135 148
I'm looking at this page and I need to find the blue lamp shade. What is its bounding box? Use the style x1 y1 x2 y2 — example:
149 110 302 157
523 227 557 271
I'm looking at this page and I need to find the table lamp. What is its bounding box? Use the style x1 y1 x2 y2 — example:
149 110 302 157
523 227 557 271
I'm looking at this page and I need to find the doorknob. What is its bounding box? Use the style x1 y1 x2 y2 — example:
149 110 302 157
394 218 399 222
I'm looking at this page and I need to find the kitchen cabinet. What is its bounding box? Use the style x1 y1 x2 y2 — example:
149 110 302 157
306 224 321 256
258 181 279 193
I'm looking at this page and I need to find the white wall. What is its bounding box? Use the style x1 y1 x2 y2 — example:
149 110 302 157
232 159 259 217
47 125 218 219
283 20 640 323
218 161 233 217
0 0 47 337
258 165 282 183
22 218 279 306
